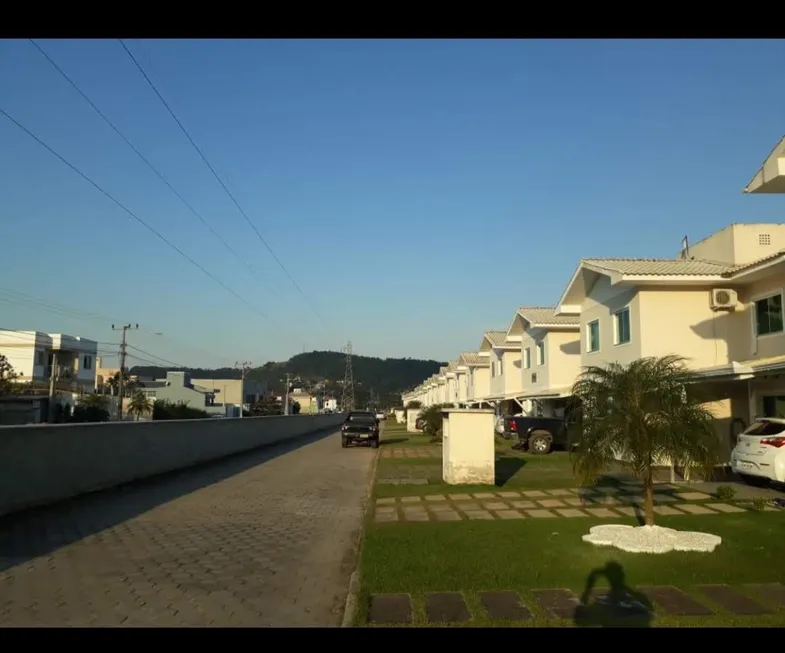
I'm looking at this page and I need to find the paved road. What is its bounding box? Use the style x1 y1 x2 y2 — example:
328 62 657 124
0 429 377 627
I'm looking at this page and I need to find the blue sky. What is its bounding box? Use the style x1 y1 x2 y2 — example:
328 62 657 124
1 39 784 369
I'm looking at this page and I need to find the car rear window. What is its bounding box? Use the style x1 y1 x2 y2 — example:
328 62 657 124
348 413 376 423
743 420 785 436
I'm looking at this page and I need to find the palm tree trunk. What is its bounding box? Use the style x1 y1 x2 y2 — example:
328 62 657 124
643 463 655 526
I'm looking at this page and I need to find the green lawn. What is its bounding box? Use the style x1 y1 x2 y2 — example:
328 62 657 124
355 511 785 627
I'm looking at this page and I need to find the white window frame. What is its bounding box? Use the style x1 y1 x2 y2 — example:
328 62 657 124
586 319 600 353
536 341 545 366
613 307 631 346
523 347 531 369
752 290 785 339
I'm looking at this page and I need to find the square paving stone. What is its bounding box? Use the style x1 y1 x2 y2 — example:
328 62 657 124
472 492 497 499
546 489 573 496
429 503 456 512
592 496 619 506
369 593 413 624
425 592 472 623
400 496 422 503
674 492 712 501
483 501 510 510
575 488 599 496
653 505 684 516
641 586 714 615
744 583 785 607
433 510 462 521
526 509 557 518
595 486 620 494
522 490 548 498
402 511 431 522
615 506 643 518
454 501 481 511
585 507 621 518
619 494 644 504
448 493 473 501
653 494 677 503
479 591 532 621
556 508 588 518
706 502 746 513
494 510 525 520
564 497 589 507
697 585 772 615
510 500 537 509
677 504 717 515
538 499 566 508
424 494 447 501
497 491 521 498
464 510 495 520
533 589 580 619
375 512 400 523
376 498 397 505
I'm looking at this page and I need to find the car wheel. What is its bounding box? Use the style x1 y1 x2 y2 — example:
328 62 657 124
342 437 349 448
371 438 380 449
529 432 552 455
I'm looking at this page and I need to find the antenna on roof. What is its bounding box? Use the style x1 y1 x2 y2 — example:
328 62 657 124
680 235 690 260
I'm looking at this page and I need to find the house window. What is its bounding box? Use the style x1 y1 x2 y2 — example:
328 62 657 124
531 372 538 383
83 355 92 370
499 359 504 376
524 347 531 369
587 320 600 353
614 307 631 345
35 351 44 365
755 293 784 336
536 342 545 366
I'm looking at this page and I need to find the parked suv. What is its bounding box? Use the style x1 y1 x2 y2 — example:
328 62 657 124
503 415 573 455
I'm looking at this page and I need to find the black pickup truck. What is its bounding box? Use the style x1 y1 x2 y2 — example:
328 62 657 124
341 411 380 448
503 415 574 455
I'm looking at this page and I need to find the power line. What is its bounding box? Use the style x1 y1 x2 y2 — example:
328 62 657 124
0 106 277 330
117 39 337 338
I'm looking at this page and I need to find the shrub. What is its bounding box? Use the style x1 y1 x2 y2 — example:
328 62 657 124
751 497 769 512
715 485 736 501
153 399 210 421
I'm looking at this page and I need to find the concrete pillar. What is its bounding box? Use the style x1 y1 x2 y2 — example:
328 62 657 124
441 408 495 485
394 409 405 424
406 408 422 432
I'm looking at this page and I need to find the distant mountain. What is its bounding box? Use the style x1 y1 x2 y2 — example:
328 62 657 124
129 350 445 407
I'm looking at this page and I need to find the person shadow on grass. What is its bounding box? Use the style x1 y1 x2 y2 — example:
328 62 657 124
573 561 653 628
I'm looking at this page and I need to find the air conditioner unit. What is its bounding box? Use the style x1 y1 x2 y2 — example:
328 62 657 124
710 288 738 311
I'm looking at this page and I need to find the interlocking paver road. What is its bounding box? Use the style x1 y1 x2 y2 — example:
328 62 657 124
0 429 376 627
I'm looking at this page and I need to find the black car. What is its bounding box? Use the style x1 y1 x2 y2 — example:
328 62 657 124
503 415 574 455
341 411 380 448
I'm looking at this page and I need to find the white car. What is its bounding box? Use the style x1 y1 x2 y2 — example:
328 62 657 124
731 417 785 485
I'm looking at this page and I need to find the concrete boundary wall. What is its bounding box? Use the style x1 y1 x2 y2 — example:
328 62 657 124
0 413 344 518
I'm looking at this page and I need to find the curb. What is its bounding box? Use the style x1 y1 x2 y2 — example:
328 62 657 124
341 431 381 627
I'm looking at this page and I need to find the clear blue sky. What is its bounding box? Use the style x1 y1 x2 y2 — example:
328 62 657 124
1 39 784 369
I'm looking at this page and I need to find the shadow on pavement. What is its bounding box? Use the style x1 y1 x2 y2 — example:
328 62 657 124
573 561 653 628
0 426 338 573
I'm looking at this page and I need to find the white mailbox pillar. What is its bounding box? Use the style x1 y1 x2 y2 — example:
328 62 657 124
441 408 495 485
394 409 405 424
406 408 422 432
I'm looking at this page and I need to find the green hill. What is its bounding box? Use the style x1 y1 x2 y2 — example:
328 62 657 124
129 350 444 408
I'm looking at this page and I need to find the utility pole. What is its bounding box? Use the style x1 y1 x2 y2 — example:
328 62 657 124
341 341 354 413
112 324 138 421
283 372 291 416
235 361 251 418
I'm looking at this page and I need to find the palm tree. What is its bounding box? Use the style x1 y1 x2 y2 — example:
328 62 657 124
127 390 152 421
569 355 721 527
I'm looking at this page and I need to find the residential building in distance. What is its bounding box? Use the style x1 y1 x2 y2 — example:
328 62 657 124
137 371 225 416
0 330 98 392
191 377 266 409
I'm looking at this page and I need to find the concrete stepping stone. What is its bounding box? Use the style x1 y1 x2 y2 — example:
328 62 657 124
538 498 566 508
510 500 537 509
533 588 580 619
595 486 620 494
564 497 590 507
448 493 472 501
376 497 397 505
425 592 471 623
454 502 481 511
677 504 717 515
744 583 785 607
522 490 548 498
494 509 525 520
424 494 447 501
369 593 413 624
706 502 746 513
402 510 430 522
464 510 494 520
374 512 400 523
429 503 456 512
615 506 643 518
479 591 532 621
546 489 573 497
641 586 714 615
674 492 712 501
483 501 510 510
400 496 422 503
697 585 773 615
472 492 497 499
653 505 684 516
653 494 677 503
585 507 620 518
497 491 521 498
526 509 557 518
556 508 588 518
433 510 462 521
